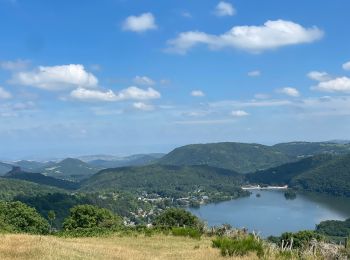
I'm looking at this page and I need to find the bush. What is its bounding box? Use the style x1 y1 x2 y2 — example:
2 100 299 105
58 227 114 237
172 227 202 239
0 201 49 234
279 230 324 249
62 204 122 232
154 208 204 231
212 235 264 257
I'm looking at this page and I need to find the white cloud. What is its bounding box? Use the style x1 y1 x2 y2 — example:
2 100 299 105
70 86 161 102
1 59 30 71
133 76 155 86
248 70 261 77
254 93 270 99
11 64 98 90
133 102 154 111
167 20 323 54
231 110 249 117
215 1 236 17
312 77 350 93
122 13 157 32
0 87 12 99
277 87 300 97
191 90 205 97
307 71 331 82
342 61 350 71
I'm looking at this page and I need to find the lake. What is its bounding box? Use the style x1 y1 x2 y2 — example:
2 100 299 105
189 190 350 237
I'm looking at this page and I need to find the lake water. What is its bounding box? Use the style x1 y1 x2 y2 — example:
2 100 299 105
189 190 350 237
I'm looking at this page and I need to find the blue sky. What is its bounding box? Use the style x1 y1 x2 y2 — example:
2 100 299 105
1 0 350 159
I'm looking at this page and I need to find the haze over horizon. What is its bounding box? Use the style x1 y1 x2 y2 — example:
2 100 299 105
1 0 350 159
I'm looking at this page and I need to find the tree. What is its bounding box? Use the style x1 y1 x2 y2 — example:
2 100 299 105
48 210 56 232
154 208 204 231
62 204 122 231
0 201 49 234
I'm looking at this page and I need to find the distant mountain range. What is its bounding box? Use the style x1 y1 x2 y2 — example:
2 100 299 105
1 141 350 199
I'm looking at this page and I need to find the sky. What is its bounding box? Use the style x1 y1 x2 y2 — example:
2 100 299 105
0 0 350 159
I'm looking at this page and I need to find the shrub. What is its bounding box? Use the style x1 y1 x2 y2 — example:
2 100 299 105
212 235 264 257
62 204 122 232
154 208 204 231
0 201 49 234
279 230 324 249
172 227 202 239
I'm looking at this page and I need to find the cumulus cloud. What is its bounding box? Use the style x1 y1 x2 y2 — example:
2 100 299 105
70 86 161 102
0 87 12 99
11 64 98 90
167 20 323 54
133 102 154 111
215 1 236 16
122 13 157 32
231 110 249 117
312 77 350 93
1 59 30 71
191 90 205 97
277 87 300 97
342 61 350 71
307 71 331 82
248 70 261 77
133 76 155 86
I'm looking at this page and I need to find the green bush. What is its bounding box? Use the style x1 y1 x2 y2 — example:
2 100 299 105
62 204 122 232
279 230 324 249
58 227 114 237
212 235 264 257
154 208 204 231
172 227 202 239
0 201 49 234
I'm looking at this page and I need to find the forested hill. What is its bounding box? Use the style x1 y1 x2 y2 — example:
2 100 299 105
272 142 350 157
0 178 64 200
158 142 291 173
80 164 247 200
247 153 350 197
38 158 101 182
246 154 334 186
291 154 350 197
4 167 79 190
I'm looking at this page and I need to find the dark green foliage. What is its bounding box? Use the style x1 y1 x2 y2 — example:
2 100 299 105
291 154 350 197
271 230 324 249
16 193 92 229
62 204 122 231
316 218 350 237
154 208 203 231
273 142 350 157
247 154 333 186
171 227 202 239
159 142 291 173
212 235 264 257
4 167 79 190
0 178 64 201
80 164 247 202
0 201 49 234
284 189 297 200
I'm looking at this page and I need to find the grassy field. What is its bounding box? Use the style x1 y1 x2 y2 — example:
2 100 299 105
0 234 259 260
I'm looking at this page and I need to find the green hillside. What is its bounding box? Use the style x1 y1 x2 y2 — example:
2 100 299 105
291 154 350 197
246 154 334 185
80 164 247 201
40 158 101 181
273 142 350 157
0 178 64 201
159 142 291 173
4 167 79 190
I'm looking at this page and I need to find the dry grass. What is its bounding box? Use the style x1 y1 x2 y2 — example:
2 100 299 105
0 234 260 260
